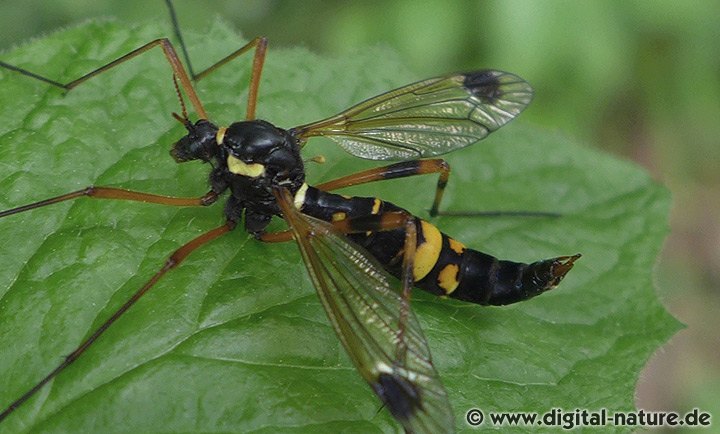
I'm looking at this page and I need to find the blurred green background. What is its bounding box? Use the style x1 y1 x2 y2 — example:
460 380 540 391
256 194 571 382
1 0 718 430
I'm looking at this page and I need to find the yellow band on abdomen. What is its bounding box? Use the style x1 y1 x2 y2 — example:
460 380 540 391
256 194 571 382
413 221 442 281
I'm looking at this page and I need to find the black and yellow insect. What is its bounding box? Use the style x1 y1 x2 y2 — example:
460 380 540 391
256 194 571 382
0 3 579 433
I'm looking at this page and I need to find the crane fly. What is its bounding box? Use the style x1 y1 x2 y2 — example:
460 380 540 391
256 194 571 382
0 2 580 432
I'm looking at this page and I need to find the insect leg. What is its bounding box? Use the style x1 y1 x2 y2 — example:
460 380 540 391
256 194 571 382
257 230 293 243
193 37 268 121
164 0 268 120
257 211 416 244
0 221 235 423
0 187 219 219
0 39 208 119
260 158 450 244
258 208 415 244
314 160 559 218
315 159 451 216
397 211 417 363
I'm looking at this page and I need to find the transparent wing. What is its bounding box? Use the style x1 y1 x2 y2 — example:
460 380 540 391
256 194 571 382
274 189 454 434
291 70 533 160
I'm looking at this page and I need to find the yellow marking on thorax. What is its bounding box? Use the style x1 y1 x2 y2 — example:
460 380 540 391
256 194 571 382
216 126 227 145
371 198 381 214
332 211 347 221
227 154 265 178
294 183 309 210
448 238 466 255
437 264 460 294
413 221 442 281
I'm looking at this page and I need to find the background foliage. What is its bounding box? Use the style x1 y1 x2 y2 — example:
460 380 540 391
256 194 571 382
1 0 718 432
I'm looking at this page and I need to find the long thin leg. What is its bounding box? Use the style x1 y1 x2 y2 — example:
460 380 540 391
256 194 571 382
396 213 417 363
258 230 294 243
315 159 451 216
195 37 268 120
165 0 197 79
257 160 449 243
0 60 65 88
1 39 207 119
3 1 270 120
2 36 268 121
163 0 268 120
258 210 414 243
0 221 235 423
0 187 219 219
315 160 559 219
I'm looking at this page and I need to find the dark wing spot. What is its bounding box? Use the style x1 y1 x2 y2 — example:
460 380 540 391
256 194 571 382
463 70 503 103
372 372 423 422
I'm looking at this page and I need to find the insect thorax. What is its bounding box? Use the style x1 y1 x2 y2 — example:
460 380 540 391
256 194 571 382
219 120 306 232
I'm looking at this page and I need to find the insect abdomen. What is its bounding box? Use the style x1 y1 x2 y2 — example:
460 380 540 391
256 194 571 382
300 187 578 305
414 227 579 305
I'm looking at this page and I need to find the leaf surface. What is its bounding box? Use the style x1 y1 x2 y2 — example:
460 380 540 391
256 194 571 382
0 20 678 433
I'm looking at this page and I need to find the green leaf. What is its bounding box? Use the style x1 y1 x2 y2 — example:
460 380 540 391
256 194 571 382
0 19 678 433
